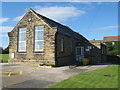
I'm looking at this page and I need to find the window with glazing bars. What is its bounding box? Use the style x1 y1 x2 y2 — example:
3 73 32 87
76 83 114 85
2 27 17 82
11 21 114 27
34 26 44 52
18 27 26 52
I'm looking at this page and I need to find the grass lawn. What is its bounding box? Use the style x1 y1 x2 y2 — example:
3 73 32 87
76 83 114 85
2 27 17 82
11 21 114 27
50 65 119 88
0 54 9 63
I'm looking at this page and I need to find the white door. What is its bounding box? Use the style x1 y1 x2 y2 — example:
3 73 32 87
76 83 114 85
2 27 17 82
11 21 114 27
76 47 84 62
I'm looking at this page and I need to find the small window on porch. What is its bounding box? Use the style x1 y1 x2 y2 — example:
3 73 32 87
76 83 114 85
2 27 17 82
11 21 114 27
88 46 92 49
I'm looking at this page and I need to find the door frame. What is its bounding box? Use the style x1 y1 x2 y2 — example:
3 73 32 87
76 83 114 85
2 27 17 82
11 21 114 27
76 46 84 62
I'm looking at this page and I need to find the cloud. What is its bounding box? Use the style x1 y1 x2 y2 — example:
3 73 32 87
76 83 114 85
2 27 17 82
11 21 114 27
0 18 9 24
0 26 14 33
34 6 86 22
14 6 86 22
97 25 119 30
13 14 24 21
0 34 8 37
71 1 90 3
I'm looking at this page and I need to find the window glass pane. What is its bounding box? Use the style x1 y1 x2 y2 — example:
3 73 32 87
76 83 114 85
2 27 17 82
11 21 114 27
35 41 44 51
18 42 26 51
77 48 81 55
19 28 26 33
19 33 26 41
36 36 43 40
35 31 44 40
35 26 44 31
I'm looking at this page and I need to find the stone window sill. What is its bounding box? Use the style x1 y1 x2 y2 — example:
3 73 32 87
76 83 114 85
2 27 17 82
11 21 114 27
16 53 27 54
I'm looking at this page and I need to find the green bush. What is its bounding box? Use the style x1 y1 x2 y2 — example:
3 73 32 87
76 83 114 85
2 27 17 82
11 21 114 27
1 54 9 63
82 58 89 65
45 64 55 66
42 63 55 66
105 42 120 55
2 46 9 54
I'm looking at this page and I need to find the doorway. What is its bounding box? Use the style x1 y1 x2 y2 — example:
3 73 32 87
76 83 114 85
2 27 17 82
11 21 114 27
76 47 84 62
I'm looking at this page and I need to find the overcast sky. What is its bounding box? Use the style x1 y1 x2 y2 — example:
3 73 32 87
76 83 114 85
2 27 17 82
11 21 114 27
0 2 118 48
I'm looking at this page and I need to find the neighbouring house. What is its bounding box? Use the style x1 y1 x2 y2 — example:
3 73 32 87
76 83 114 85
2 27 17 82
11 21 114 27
90 40 107 63
8 8 106 66
103 36 120 55
90 36 120 56
103 36 120 42
90 36 120 43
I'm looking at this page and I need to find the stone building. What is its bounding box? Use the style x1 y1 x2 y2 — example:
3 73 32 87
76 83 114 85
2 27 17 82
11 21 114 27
90 40 107 63
90 36 120 62
8 8 106 66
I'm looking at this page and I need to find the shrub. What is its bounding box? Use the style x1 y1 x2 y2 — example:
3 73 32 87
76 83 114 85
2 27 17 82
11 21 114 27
45 64 55 66
105 42 120 55
82 58 89 65
2 46 9 54
39 63 55 66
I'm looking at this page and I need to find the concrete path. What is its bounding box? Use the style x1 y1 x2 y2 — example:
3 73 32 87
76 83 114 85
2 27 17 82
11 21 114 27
1 64 108 89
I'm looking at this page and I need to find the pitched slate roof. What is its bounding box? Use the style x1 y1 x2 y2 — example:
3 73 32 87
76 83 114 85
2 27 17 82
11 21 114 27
32 9 88 42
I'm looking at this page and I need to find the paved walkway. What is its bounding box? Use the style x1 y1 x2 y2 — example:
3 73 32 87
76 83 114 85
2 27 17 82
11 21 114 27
1 64 108 89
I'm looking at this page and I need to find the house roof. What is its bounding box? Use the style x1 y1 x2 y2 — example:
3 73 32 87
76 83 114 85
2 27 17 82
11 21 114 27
89 40 104 43
31 9 88 42
90 36 120 43
103 36 120 42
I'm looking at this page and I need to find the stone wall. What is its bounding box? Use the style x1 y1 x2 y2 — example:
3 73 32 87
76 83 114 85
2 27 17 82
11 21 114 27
8 10 57 65
90 42 107 64
55 33 78 65
55 33 101 65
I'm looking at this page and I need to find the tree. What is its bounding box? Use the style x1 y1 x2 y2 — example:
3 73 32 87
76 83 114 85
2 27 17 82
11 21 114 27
0 47 3 54
2 46 9 54
105 42 120 55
